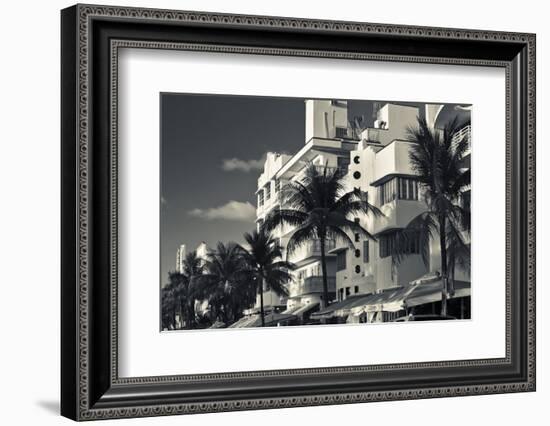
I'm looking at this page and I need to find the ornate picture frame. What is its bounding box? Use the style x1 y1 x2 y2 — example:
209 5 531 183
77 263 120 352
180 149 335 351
61 4 536 421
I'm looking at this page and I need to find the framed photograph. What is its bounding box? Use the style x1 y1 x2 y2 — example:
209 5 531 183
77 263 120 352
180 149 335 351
61 4 536 421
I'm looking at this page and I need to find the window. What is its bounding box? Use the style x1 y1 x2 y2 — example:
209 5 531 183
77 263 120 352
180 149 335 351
335 127 348 138
258 190 264 207
363 240 369 263
378 177 419 205
379 234 394 258
354 233 360 242
398 177 418 200
339 288 344 301
354 249 361 258
274 180 281 194
353 171 361 179
345 287 351 297
379 178 396 205
354 285 359 294
355 265 361 274
336 251 347 271
353 155 360 164
265 183 271 200
354 217 360 224
312 263 321 276
379 232 420 258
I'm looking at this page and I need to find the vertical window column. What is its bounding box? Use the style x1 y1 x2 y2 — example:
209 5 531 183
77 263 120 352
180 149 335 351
258 189 264 207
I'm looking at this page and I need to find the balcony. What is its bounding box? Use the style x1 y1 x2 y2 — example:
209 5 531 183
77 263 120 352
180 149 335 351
373 198 427 235
372 140 417 184
362 127 383 143
288 276 336 297
288 239 336 265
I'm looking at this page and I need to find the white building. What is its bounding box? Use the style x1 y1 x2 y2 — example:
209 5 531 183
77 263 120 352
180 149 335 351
255 99 471 324
254 100 359 320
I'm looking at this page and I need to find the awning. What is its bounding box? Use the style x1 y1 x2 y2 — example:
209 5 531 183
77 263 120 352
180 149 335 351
248 312 297 327
350 279 471 316
293 302 320 316
349 286 417 315
208 320 226 329
406 279 470 308
280 305 302 315
310 295 371 320
230 312 297 328
228 316 256 328
309 276 471 320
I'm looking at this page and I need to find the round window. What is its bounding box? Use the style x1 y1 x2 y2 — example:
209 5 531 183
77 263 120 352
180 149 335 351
353 171 361 179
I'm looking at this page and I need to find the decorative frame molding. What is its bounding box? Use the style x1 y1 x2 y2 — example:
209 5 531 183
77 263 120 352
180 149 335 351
61 4 536 421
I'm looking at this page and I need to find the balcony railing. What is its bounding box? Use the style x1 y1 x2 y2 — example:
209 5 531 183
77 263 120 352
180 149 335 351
452 125 471 154
288 276 336 297
363 128 381 143
288 239 336 263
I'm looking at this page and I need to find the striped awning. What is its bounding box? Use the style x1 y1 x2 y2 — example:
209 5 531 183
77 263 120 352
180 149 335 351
293 302 320 316
406 279 470 308
350 279 470 316
310 294 371 320
229 312 297 328
311 277 471 320
247 313 297 327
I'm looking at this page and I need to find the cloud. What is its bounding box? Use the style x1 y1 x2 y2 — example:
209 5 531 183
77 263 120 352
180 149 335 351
221 155 265 172
188 201 256 222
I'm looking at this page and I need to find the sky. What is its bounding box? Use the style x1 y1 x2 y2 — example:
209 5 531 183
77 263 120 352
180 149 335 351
160 93 421 285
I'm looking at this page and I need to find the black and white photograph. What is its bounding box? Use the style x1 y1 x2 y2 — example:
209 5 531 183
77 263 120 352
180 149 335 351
160 94 472 331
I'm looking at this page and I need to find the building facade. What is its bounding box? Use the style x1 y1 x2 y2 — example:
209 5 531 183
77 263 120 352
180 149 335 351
254 99 471 323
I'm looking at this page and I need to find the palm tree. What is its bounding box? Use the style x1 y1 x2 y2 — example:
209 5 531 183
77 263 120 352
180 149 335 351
177 251 204 329
198 242 256 325
393 116 470 316
161 276 179 330
239 228 295 327
264 163 381 308
348 115 369 140
166 271 187 329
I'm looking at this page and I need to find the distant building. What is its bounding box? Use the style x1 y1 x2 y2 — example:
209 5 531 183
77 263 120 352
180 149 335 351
195 241 208 262
175 244 186 274
194 241 210 316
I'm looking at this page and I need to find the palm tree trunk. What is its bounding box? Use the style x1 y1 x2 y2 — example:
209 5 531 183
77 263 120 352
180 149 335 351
187 301 195 330
180 299 186 329
439 214 448 316
320 237 329 309
259 277 266 327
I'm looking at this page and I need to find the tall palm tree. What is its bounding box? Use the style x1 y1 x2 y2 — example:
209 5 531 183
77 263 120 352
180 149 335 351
264 163 381 308
393 116 470 316
198 242 256 324
239 228 295 327
177 251 204 329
